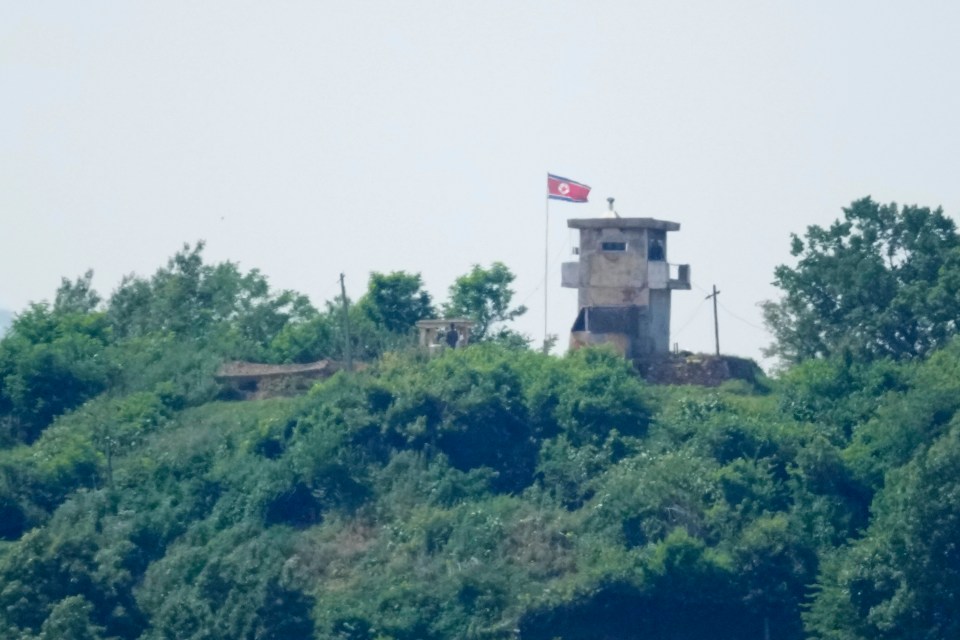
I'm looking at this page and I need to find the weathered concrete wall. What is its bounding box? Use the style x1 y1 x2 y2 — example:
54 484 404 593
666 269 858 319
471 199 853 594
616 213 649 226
647 261 668 289
561 262 579 288
640 354 764 387
575 227 657 307
565 217 685 361
216 360 345 400
583 253 649 306
648 289 671 355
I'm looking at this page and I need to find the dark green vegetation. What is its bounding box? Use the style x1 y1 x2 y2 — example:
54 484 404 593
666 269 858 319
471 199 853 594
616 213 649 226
2 199 959 639
762 197 960 365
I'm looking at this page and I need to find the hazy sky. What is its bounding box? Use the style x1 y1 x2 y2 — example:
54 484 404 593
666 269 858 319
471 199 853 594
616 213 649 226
3 2 959 367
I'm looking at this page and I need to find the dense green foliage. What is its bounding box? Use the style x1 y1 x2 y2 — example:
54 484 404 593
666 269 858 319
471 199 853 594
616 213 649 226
2 225 960 639
763 197 960 365
443 262 527 341
358 271 435 335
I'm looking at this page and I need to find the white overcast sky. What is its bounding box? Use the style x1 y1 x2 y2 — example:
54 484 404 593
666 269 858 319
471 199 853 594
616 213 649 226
3 2 959 368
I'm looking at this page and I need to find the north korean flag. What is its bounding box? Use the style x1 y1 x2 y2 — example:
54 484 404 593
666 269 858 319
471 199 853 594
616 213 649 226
547 173 591 203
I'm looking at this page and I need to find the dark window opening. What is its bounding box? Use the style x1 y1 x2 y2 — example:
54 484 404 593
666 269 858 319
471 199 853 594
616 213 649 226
648 238 665 261
601 242 627 252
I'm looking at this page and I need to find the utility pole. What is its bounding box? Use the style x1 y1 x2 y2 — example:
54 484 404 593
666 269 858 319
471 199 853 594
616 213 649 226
705 285 720 356
339 273 353 372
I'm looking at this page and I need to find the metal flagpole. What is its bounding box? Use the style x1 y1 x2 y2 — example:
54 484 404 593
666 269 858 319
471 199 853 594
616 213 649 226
544 181 550 348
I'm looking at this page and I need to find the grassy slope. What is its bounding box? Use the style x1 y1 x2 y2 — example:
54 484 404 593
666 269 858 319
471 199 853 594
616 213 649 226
5 342 959 639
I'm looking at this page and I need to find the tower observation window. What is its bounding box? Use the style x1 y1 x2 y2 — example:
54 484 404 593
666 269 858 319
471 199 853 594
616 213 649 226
601 242 627 251
648 239 665 261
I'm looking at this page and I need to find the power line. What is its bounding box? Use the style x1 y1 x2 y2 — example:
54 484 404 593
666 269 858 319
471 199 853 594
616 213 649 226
518 279 544 307
314 277 345 307
519 235 577 309
717 300 769 333
692 279 771 333
691 280 711 296
673 297 708 337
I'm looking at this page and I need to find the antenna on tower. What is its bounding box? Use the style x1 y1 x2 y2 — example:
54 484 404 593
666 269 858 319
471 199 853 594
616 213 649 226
607 197 620 218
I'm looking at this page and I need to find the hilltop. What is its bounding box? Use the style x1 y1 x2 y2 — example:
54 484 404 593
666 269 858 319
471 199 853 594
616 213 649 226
3 198 960 639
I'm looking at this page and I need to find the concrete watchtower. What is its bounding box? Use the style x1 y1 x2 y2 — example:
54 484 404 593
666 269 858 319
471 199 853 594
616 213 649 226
561 199 691 362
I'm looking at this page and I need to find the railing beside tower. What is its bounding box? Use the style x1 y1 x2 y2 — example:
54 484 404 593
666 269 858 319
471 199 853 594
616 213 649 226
669 263 691 290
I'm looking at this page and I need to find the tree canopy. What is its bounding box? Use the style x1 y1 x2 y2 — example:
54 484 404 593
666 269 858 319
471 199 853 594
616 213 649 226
357 271 434 335
443 262 527 341
763 197 960 365
5 220 960 639
0 245 530 447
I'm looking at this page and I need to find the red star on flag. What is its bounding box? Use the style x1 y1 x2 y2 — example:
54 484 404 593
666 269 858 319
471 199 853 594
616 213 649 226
547 174 590 203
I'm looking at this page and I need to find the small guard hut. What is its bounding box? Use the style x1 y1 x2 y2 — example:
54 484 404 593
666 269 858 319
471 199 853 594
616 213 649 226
416 318 475 355
562 199 691 363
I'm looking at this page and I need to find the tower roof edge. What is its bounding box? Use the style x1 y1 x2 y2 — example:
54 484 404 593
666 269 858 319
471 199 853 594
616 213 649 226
567 217 680 232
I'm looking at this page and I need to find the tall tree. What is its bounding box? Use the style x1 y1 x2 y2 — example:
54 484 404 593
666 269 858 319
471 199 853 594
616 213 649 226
107 242 315 360
762 197 960 365
443 262 526 341
357 271 434 335
0 303 114 443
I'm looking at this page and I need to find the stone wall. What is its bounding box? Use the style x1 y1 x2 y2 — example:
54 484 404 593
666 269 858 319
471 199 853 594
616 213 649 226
638 353 763 387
